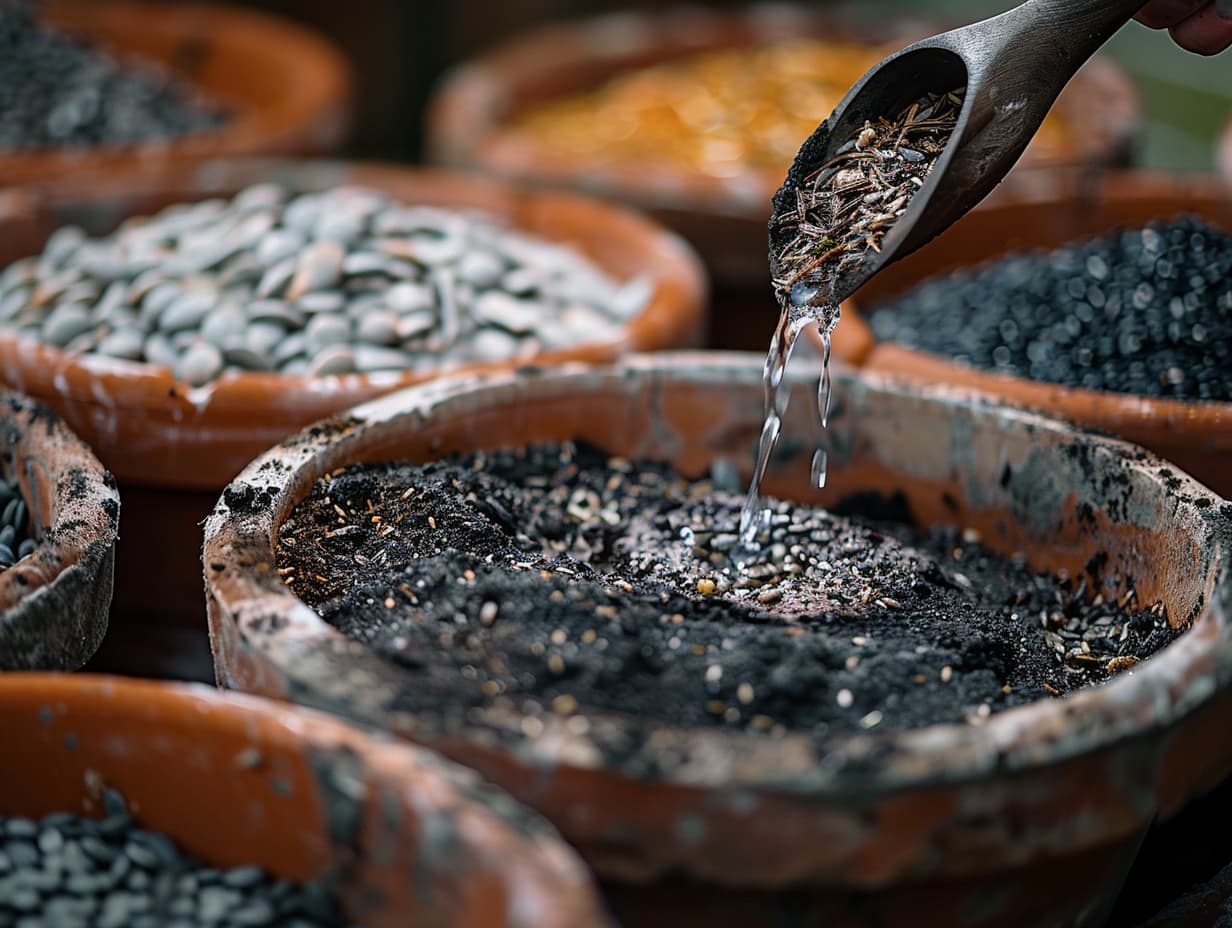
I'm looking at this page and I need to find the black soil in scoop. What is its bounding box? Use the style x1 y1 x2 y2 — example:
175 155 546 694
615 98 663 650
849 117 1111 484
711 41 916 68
276 442 1177 737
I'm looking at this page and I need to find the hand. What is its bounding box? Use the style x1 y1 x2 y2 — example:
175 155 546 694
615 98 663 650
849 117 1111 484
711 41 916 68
1136 1 1232 55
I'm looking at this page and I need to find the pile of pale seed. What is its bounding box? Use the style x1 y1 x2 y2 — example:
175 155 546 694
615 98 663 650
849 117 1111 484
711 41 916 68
0 184 651 386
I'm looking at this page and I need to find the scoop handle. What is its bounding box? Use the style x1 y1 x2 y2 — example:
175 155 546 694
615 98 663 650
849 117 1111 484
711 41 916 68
995 0 1147 72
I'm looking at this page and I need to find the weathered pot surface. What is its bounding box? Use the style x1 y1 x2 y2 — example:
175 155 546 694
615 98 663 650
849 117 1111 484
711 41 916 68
854 171 1232 499
0 391 119 670
204 352 1232 926
0 673 610 927
425 5 1139 284
0 157 707 490
0 2 352 185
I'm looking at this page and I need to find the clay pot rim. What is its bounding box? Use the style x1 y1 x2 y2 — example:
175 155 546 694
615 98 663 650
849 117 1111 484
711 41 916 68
865 342 1232 430
426 5 1140 218
0 2 352 177
0 158 707 414
0 390 118 668
0 672 610 928
203 351 1232 798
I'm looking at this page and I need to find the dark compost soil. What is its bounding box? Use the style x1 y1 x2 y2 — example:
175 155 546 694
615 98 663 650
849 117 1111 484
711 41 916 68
276 442 1177 738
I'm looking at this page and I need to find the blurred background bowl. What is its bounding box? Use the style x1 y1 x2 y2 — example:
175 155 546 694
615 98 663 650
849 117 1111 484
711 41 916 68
0 1 353 186
0 673 610 928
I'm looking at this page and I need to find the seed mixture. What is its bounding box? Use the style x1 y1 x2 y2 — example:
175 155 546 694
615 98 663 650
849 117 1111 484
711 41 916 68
868 216 1232 401
771 88 964 312
0 475 34 568
0 791 350 928
0 184 650 386
277 442 1176 738
0 4 224 151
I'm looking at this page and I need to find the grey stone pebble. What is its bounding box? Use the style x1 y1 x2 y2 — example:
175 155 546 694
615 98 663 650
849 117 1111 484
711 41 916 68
354 345 416 373
304 314 350 354
41 303 92 347
308 344 355 376
158 292 214 333
0 801 352 927
296 290 347 316
0 183 652 384
0 480 32 570
174 342 223 387
355 311 399 346
200 305 247 347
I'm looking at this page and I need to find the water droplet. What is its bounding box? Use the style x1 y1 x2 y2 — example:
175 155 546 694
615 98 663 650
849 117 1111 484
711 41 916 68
811 449 828 488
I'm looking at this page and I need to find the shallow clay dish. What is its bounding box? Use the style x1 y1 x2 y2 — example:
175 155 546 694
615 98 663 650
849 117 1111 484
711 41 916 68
205 352 1232 928
0 2 352 185
0 157 707 489
854 170 1232 499
426 4 1140 284
0 391 119 670
0 673 608 927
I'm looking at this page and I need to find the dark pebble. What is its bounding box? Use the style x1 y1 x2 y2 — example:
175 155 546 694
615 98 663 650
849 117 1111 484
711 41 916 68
0 803 352 927
868 216 1232 401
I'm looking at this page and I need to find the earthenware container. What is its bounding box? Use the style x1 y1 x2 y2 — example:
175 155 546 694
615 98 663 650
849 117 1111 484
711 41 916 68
0 157 706 674
1 1 352 185
853 171 1232 499
0 673 609 927
204 352 1232 928
0 391 118 671
425 4 1140 291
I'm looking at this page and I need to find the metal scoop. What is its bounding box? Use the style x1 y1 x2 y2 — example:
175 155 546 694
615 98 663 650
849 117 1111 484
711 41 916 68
769 0 1145 305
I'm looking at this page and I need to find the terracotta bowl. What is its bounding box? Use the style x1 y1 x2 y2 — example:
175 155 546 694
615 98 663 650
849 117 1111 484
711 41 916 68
0 157 705 677
0 157 707 490
425 4 1141 286
204 352 1232 928
853 170 1232 499
0 673 609 927
0 391 118 671
0 2 352 185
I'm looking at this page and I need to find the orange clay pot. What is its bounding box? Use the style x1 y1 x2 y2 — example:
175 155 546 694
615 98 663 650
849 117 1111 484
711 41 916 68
853 170 1232 499
0 673 610 927
0 158 707 490
0 158 706 666
204 353 1232 928
0 391 118 670
425 5 1140 287
0 2 352 185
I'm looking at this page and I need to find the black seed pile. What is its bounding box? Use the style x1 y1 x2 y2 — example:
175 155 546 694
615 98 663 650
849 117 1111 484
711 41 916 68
867 216 1232 401
0 790 351 928
0 3 225 152
0 476 33 568
277 442 1176 738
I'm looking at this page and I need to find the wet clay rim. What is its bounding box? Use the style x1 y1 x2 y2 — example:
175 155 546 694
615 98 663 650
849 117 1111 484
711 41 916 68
425 5 1140 218
0 158 708 489
204 352 1232 887
0 673 610 928
0 390 119 670
0 2 352 185
855 170 1232 497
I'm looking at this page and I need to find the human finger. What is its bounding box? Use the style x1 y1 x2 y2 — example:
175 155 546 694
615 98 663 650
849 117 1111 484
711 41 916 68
1135 0 1208 29
1170 3 1232 54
